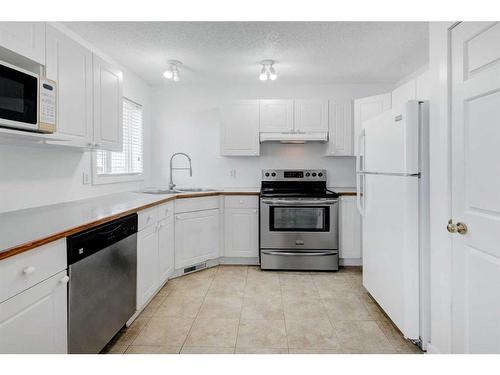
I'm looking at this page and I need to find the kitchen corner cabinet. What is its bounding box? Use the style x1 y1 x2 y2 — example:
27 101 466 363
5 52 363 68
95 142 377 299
137 224 160 309
327 100 353 156
45 25 93 147
0 22 46 64
224 196 259 258
339 196 362 260
158 215 175 282
353 93 391 155
259 99 294 133
175 209 220 269
220 100 260 156
294 99 329 133
93 55 123 152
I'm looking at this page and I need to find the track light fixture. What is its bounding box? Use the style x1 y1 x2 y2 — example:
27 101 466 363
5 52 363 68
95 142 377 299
259 60 277 81
163 60 182 81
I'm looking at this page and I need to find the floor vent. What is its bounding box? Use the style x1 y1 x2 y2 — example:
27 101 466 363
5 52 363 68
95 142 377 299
183 262 207 274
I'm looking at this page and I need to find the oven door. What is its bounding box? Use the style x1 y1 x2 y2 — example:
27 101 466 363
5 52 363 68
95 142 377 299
260 197 338 250
0 61 38 131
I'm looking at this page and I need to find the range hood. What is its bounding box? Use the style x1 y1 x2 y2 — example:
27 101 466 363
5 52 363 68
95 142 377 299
260 132 328 143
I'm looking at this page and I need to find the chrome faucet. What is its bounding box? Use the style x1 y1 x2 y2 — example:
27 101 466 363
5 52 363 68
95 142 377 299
169 152 192 190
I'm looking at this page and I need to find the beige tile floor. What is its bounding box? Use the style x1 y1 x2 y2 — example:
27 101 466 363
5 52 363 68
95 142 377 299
102 265 422 354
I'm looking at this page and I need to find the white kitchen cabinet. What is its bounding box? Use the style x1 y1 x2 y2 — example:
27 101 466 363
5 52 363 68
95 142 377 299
224 208 259 258
339 196 362 262
353 93 391 155
45 25 93 147
220 100 260 156
259 99 294 133
0 270 68 354
294 99 329 133
327 100 353 156
158 216 175 282
175 209 220 269
0 22 45 64
137 224 159 310
391 79 416 115
93 54 123 152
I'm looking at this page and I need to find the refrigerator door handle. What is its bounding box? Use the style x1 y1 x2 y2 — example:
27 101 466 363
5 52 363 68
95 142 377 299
356 173 366 217
356 128 366 173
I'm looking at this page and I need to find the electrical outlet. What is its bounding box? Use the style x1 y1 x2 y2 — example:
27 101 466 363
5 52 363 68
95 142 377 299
230 169 236 178
82 172 90 185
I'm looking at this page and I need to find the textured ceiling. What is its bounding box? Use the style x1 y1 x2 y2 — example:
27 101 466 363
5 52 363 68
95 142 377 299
64 22 429 86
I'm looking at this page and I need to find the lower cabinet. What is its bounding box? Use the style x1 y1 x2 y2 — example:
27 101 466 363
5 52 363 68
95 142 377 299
137 224 160 310
339 196 362 262
224 208 259 258
175 209 220 269
0 270 68 354
158 216 175 283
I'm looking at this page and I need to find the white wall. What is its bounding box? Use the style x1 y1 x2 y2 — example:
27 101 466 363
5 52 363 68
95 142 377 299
150 82 392 189
0 68 152 213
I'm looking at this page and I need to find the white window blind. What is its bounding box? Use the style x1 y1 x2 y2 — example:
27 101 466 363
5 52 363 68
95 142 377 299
96 98 143 175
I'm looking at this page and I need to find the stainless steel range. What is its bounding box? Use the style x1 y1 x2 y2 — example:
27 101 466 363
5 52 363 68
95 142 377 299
260 169 339 271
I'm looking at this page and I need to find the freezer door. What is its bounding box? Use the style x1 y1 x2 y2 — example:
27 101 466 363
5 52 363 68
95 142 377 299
363 101 420 174
362 174 420 340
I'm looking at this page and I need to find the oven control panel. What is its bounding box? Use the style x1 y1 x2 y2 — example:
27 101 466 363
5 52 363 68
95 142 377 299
262 169 327 181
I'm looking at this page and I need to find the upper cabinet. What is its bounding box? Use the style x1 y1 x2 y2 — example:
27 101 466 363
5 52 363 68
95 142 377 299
46 25 93 147
259 99 294 133
0 22 45 64
353 93 391 155
327 100 353 156
220 100 260 156
93 55 123 152
294 99 328 133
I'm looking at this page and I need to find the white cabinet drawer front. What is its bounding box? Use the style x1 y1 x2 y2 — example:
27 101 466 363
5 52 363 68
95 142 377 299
157 201 174 221
174 196 220 214
0 270 68 354
224 195 259 209
0 239 67 303
138 207 159 231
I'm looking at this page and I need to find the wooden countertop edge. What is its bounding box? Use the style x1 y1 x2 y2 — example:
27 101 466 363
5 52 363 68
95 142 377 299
0 189 355 261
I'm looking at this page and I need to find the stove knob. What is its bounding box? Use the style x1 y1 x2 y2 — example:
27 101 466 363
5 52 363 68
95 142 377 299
305 172 311 177
265 172 270 177
271 172 276 177
312 173 317 177
318 172 323 177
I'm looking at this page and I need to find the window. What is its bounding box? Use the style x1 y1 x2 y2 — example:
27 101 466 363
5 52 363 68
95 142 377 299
93 98 143 184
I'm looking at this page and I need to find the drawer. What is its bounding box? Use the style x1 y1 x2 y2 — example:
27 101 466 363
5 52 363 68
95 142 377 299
158 201 174 220
0 239 67 303
224 195 259 209
138 206 159 231
175 196 220 214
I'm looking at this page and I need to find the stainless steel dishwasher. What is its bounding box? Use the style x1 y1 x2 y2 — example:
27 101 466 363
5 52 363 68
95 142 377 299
67 213 138 354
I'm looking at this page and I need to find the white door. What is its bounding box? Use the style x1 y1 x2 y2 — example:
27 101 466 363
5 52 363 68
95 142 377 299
259 99 294 133
224 208 259 258
294 99 329 133
93 55 123 152
0 22 45 64
220 100 260 156
46 25 93 147
327 100 353 156
137 225 159 310
175 209 220 269
339 196 361 261
354 93 391 155
158 216 174 283
0 271 68 354
451 22 500 353
391 79 417 115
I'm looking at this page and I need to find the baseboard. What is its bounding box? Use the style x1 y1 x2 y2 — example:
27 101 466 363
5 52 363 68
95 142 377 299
425 343 441 354
340 258 362 266
219 256 259 265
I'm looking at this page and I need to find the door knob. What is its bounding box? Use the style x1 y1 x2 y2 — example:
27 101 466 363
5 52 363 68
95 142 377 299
447 219 468 235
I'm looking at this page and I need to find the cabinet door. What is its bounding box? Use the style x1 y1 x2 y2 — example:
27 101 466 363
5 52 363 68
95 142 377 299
158 216 174 283
0 22 45 64
327 101 353 156
220 100 260 156
353 93 391 155
0 270 68 354
93 55 123 152
259 99 294 133
294 99 329 133
137 225 159 310
339 196 362 260
46 25 93 147
224 208 259 258
175 209 220 269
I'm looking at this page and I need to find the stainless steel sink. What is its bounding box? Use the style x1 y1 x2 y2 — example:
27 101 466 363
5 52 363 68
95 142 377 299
176 188 218 192
141 189 180 195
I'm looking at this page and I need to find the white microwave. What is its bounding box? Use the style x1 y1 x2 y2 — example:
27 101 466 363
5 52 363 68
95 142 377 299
0 60 56 133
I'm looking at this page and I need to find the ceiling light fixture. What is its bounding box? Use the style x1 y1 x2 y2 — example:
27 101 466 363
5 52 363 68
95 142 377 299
259 60 277 81
163 60 182 81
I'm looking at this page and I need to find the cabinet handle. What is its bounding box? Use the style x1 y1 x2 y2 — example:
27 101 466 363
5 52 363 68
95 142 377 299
86 142 93 147
253 209 258 213
176 216 181 220
94 143 100 148
23 266 36 275
59 275 70 284
239 200 244 204
147 215 154 221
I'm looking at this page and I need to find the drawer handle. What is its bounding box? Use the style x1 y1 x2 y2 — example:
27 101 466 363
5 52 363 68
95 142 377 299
59 275 70 284
147 215 154 221
23 266 36 275
253 209 258 213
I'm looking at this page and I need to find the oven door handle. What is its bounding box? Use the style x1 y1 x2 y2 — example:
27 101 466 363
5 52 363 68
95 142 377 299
261 250 335 256
261 199 338 205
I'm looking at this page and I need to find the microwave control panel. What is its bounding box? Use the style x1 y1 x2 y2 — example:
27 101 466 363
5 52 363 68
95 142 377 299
39 78 57 132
